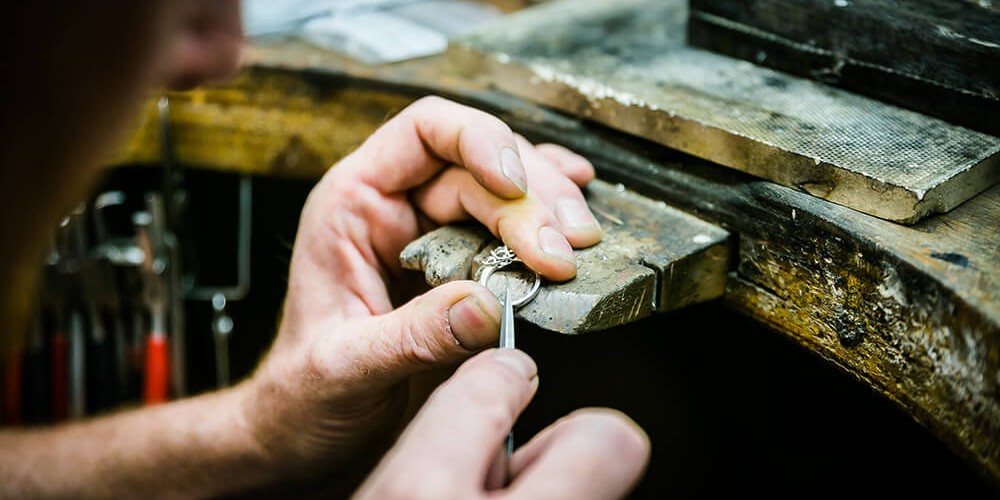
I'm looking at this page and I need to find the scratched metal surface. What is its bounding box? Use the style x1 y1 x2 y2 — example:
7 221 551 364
448 0 1000 224
400 179 730 334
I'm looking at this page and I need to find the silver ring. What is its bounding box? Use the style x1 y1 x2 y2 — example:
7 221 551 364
478 246 541 308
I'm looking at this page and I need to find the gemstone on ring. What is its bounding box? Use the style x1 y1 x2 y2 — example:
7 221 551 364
477 245 541 308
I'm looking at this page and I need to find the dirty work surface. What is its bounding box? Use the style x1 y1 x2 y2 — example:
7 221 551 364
449 0 1000 224
400 179 730 334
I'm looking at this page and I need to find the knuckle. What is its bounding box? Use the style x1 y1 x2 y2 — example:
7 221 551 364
443 357 529 422
449 382 515 436
410 94 447 111
386 298 456 366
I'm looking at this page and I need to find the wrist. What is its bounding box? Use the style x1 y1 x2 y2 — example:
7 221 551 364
161 381 288 495
226 375 297 481
236 361 327 481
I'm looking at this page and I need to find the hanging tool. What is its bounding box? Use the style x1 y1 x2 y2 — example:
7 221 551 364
49 246 69 421
66 309 85 419
134 209 169 405
124 266 146 402
95 223 149 403
157 96 188 398
82 238 117 414
210 293 234 388
65 205 89 419
92 191 132 405
44 223 70 422
61 196 119 416
188 177 252 389
26 241 62 424
21 295 49 424
158 95 253 390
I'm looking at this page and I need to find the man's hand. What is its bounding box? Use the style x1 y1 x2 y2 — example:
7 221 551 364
242 96 606 477
353 349 651 499
0 95 642 499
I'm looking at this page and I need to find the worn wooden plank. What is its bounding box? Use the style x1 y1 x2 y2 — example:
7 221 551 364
447 0 1000 224
553 127 1000 493
113 69 420 178
688 0 1000 136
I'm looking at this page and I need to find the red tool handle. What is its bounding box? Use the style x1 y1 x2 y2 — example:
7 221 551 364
50 332 68 421
143 334 169 405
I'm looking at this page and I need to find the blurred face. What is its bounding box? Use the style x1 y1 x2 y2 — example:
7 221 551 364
1 0 246 195
161 0 245 90
0 0 247 348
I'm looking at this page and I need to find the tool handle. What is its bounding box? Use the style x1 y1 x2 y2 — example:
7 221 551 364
87 332 117 413
23 343 49 424
50 332 68 421
68 313 86 420
143 334 169 405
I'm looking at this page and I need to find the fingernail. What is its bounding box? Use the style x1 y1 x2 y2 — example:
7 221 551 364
539 226 575 263
500 147 528 195
555 197 600 230
492 349 537 379
448 293 500 350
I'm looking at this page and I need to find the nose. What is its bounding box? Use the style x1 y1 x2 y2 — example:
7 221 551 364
162 0 245 90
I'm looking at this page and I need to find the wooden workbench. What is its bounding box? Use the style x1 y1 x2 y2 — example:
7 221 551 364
112 22 999 496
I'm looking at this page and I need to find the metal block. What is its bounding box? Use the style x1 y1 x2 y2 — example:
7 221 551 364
400 179 731 334
448 0 1000 224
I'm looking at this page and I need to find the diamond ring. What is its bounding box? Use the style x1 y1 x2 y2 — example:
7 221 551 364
477 245 541 308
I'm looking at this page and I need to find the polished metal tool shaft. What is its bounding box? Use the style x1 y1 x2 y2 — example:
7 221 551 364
499 286 515 486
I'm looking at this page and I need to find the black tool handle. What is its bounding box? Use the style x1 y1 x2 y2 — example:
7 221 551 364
86 311 119 415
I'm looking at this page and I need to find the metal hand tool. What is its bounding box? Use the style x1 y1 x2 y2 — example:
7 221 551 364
92 191 131 401
158 97 187 398
498 286 515 486
476 245 540 489
186 176 252 390
66 205 88 419
134 209 169 405
211 293 234 388
159 95 253 390
49 259 69 421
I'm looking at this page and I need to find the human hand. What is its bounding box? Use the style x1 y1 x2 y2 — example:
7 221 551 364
241 96 604 480
352 349 650 499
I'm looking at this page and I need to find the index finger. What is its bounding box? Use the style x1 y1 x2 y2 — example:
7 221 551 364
348 96 528 200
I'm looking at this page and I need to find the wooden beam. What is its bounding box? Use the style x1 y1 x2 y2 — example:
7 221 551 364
113 69 422 179
446 0 1000 224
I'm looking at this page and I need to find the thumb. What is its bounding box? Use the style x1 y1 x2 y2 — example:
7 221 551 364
363 281 502 383
353 349 539 500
